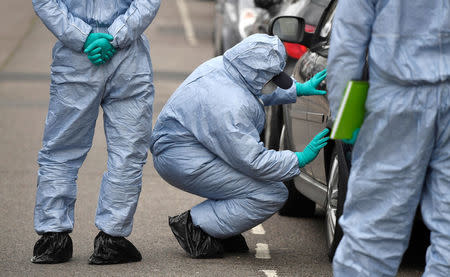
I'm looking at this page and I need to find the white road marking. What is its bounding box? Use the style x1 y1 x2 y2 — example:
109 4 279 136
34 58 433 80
252 225 277 275
261 270 278 277
255 243 271 259
251 224 266 235
176 0 198 46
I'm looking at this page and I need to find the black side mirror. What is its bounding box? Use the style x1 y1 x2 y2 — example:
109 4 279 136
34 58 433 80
269 16 305 43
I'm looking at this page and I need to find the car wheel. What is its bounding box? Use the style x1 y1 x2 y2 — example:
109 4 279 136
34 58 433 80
213 4 224 56
264 105 283 150
213 31 224 56
278 124 316 217
325 146 348 261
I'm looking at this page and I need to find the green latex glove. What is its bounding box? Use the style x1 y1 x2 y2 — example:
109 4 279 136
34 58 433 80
295 128 330 167
83 33 116 65
83 33 113 50
296 69 327 96
86 46 116 65
342 128 360 145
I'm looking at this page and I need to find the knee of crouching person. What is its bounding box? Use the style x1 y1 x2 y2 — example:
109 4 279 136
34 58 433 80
276 182 289 207
265 182 289 209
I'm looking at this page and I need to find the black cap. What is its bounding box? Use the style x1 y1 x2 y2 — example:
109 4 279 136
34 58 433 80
271 72 293 89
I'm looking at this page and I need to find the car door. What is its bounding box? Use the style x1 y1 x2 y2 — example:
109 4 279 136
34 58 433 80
287 50 318 178
285 0 336 193
304 44 328 184
306 1 336 183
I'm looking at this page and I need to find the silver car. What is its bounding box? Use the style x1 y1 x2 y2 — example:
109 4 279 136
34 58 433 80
270 0 429 262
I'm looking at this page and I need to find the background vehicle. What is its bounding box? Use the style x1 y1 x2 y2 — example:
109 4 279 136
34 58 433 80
270 0 429 261
213 0 266 56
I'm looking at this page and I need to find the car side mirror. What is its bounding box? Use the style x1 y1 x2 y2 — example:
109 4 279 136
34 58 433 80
269 16 305 43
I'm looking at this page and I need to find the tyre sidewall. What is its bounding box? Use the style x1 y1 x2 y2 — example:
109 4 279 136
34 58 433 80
326 143 349 260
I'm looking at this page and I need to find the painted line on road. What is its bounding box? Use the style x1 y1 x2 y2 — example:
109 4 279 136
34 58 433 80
176 0 198 46
260 270 278 277
255 243 271 259
252 224 278 276
251 224 266 235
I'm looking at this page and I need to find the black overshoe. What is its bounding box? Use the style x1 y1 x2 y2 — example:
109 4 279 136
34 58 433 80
168 211 224 258
31 232 73 264
88 231 142 265
221 234 249 253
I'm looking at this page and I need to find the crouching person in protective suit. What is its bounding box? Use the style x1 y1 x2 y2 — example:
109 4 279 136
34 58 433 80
150 34 329 258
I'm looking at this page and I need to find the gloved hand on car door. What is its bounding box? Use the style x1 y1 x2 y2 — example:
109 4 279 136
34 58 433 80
296 128 330 167
296 69 327 96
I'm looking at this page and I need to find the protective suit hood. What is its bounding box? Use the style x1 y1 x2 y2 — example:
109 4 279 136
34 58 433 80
223 34 287 96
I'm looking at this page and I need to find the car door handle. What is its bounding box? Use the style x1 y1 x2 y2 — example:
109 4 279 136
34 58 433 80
307 112 325 123
291 110 308 121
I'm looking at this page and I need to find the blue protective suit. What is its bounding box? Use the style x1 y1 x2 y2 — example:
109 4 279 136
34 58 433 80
150 34 300 238
328 0 450 276
33 0 161 237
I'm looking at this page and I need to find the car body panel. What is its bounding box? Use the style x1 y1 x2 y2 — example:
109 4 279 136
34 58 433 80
261 0 331 150
283 0 335 207
272 0 426 258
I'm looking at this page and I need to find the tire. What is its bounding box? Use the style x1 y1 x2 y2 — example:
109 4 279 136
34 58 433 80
213 3 224 56
265 105 283 150
278 179 316 217
402 210 430 266
325 145 349 261
213 32 224 57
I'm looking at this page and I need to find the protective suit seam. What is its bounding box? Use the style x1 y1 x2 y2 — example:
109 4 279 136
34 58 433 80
111 6 138 40
53 3 90 36
183 67 219 87
69 22 89 36
223 62 257 94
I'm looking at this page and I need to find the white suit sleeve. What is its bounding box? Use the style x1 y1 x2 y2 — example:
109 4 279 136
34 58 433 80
259 78 298 106
176 99 301 182
108 0 161 49
32 0 92 52
327 0 376 119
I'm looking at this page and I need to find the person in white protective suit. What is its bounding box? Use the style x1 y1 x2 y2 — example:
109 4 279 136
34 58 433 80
327 0 450 276
31 0 161 264
150 34 330 258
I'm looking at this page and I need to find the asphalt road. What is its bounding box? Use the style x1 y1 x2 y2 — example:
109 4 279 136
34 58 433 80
0 0 425 276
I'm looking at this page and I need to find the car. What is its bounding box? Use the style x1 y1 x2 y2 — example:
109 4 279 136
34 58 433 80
269 0 429 261
269 2 346 260
258 0 331 152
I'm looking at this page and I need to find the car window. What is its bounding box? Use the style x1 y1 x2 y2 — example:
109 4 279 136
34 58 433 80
278 0 331 27
296 0 331 26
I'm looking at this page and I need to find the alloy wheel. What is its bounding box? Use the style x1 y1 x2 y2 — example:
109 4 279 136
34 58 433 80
326 155 339 248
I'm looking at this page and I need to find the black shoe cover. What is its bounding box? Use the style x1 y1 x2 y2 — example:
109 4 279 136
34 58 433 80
221 234 249 253
168 211 224 259
31 232 73 264
88 231 142 265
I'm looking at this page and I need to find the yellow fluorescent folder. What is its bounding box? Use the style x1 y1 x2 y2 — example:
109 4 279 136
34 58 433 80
331 80 369 140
